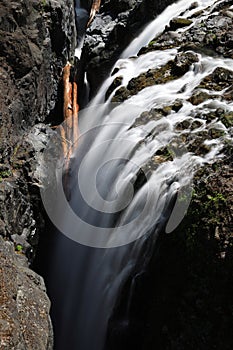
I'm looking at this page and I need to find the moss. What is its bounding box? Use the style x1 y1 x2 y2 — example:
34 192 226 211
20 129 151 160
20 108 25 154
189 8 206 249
188 90 214 105
220 112 233 128
169 17 193 31
112 52 198 103
148 40 156 47
0 170 11 182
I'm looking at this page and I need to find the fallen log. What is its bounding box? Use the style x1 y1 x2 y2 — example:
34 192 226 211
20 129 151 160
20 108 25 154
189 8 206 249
61 62 79 155
87 0 101 27
60 62 80 198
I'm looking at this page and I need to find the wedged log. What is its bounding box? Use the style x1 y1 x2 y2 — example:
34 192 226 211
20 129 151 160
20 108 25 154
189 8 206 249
63 62 73 121
62 62 79 154
87 0 101 27
61 62 79 197
72 81 79 147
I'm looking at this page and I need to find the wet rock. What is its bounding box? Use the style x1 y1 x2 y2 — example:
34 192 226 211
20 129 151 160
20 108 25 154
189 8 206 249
223 86 233 101
220 112 233 128
198 67 233 91
171 99 183 112
188 90 215 105
105 76 123 100
175 120 192 131
0 236 53 349
171 51 198 76
168 17 193 31
138 0 233 58
82 0 178 95
112 52 198 102
208 127 225 139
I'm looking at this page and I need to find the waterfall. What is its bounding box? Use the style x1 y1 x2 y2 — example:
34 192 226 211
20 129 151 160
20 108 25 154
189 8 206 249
40 0 232 349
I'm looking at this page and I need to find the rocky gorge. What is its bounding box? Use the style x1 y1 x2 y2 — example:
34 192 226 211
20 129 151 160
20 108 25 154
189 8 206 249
0 0 233 349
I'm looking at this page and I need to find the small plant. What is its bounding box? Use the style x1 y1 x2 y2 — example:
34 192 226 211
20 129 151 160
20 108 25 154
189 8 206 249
0 170 11 182
15 244 23 252
207 192 226 204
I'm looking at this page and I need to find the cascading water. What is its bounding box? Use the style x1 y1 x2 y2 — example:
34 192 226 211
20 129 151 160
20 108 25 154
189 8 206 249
40 0 233 349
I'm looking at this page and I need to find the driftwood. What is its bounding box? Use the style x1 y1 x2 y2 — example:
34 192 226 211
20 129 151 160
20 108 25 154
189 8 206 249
87 0 101 27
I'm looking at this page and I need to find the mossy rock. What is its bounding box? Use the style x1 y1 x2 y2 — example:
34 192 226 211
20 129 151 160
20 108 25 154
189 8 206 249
175 120 191 131
169 17 193 31
208 128 226 139
112 52 198 103
220 112 233 128
198 67 233 91
188 90 215 105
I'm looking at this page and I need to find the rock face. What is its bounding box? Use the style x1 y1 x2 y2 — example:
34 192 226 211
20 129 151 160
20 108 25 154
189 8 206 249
82 0 177 95
0 0 76 347
0 237 53 349
0 0 76 254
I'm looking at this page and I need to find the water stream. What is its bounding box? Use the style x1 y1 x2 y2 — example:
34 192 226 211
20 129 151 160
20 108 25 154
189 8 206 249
41 0 232 349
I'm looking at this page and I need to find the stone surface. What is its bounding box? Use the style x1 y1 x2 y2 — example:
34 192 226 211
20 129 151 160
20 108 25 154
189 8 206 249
0 237 53 349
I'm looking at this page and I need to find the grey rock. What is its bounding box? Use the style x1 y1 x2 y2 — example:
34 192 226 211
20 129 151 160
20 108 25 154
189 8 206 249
0 237 53 349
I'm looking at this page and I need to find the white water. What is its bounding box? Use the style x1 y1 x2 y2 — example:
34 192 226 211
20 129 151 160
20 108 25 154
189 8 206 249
92 0 226 105
121 0 217 58
45 0 232 349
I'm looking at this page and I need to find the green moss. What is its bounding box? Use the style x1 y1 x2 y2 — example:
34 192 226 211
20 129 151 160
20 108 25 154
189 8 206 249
206 192 226 206
220 112 233 128
148 40 156 47
0 170 11 182
169 17 193 31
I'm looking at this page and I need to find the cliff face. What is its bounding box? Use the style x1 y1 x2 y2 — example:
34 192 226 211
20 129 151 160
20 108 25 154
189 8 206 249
0 0 76 347
0 0 76 254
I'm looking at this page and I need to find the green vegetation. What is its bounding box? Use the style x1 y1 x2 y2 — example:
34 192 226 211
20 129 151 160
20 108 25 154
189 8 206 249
0 170 11 182
15 244 23 252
